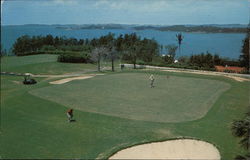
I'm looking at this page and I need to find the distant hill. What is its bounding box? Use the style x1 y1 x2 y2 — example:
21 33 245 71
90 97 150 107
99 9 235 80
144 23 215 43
134 24 248 33
56 24 125 30
4 24 248 33
205 24 248 28
56 24 248 33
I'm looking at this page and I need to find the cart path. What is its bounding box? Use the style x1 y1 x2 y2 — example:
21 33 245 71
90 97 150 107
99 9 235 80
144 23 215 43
2 64 250 82
123 64 250 82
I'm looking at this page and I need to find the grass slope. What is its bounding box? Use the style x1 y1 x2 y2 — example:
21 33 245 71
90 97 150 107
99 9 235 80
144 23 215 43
1 54 96 75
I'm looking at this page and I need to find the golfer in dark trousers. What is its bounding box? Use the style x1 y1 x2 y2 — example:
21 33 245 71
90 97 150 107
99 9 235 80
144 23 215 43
67 109 73 122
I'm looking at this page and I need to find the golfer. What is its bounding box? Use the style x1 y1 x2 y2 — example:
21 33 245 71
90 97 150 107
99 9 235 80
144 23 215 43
149 74 155 88
67 109 73 122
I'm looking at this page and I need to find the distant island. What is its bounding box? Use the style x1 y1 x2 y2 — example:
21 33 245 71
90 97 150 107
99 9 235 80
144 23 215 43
134 25 248 33
55 24 248 33
56 24 125 30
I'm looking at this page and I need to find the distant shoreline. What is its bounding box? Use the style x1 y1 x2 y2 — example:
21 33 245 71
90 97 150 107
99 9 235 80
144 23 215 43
2 23 248 33
1 25 245 59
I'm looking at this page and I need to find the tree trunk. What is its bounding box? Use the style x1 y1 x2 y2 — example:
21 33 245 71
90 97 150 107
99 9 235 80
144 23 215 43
97 57 101 72
178 44 181 57
97 61 100 71
111 58 114 72
133 57 136 69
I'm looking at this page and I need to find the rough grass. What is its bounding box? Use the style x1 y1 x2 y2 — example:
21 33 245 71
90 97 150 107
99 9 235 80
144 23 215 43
30 73 230 123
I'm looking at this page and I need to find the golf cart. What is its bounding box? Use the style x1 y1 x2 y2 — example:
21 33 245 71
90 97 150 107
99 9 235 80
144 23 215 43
23 73 37 85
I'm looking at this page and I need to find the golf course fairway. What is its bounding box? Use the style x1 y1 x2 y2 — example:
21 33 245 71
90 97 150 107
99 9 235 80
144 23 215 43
1 55 249 159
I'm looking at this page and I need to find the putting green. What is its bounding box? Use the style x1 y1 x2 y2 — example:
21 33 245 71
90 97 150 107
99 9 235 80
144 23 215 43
30 73 230 122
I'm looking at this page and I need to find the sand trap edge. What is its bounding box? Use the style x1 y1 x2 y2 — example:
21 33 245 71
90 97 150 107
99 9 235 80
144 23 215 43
107 138 221 160
49 74 106 84
49 76 94 84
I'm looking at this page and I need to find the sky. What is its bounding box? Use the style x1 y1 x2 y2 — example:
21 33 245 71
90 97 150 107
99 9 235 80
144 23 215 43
1 0 249 25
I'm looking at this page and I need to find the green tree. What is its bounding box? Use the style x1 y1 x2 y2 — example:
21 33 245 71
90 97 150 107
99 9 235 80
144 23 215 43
105 33 119 72
0 44 6 58
164 45 178 64
13 35 32 55
239 28 249 72
121 33 140 69
129 41 142 69
231 109 250 160
107 46 119 72
140 39 158 63
213 54 222 65
189 53 215 69
44 34 54 46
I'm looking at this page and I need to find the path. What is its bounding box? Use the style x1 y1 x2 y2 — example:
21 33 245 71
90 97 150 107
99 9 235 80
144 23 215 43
124 64 250 82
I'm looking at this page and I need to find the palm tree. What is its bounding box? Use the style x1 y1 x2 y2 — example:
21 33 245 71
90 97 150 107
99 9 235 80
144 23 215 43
176 33 184 57
239 27 250 73
231 110 250 160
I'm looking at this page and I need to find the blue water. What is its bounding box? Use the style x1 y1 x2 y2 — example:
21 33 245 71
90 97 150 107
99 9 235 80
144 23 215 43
1 25 246 59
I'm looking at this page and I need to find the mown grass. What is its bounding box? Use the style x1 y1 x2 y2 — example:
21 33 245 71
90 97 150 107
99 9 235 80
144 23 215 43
1 55 249 159
1 76 177 159
30 73 230 123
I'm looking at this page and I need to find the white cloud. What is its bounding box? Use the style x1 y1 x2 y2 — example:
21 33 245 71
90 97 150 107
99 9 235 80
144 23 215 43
53 0 77 5
41 0 78 6
1 0 4 17
94 0 175 12
93 0 246 13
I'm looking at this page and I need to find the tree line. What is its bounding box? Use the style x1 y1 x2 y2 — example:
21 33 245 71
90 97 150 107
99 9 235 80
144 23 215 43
9 31 249 73
239 28 249 72
11 33 159 71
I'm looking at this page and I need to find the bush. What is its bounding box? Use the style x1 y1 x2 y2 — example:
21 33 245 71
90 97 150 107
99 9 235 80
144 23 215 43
41 45 56 51
16 50 68 56
57 52 93 63
224 69 236 73
135 60 217 71
16 51 46 56
239 69 249 74
178 56 189 63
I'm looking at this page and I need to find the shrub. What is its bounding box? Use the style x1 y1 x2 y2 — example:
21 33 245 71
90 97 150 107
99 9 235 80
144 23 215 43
239 69 249 74
224 69 236 73
41 45 56 51
57 52 93 63
16 50 68 56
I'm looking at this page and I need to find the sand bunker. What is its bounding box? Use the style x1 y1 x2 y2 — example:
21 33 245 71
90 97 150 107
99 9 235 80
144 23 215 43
12 80 22 84
49 74 105 84
224 75 249 82
109 139 220 159
49 76 94 84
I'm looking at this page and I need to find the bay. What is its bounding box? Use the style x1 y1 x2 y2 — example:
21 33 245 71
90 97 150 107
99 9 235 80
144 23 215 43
1 25 246 59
